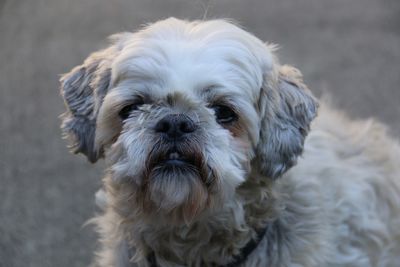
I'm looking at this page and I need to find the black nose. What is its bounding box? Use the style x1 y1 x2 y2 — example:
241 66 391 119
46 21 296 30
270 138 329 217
154 114 196 139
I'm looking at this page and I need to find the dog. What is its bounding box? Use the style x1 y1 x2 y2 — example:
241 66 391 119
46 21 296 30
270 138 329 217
60 18 400 267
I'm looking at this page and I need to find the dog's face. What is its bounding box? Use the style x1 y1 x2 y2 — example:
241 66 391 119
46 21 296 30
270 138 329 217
60 18 317 223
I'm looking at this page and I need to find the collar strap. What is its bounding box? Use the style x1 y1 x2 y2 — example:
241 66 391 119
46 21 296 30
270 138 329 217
146 226 267 267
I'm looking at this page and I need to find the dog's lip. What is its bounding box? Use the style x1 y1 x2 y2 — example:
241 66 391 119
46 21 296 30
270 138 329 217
162 151 192 165
164 159 189 166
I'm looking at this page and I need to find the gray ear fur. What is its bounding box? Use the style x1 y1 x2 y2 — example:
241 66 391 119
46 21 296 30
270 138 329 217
256 65 318 178
60 44 118 163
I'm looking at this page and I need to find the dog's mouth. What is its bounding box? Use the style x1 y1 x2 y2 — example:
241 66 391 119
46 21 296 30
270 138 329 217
161 150 195 166
143 140 217 189
146 145 201 173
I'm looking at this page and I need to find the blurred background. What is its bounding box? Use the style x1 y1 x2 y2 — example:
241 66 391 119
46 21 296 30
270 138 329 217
0 0 399 266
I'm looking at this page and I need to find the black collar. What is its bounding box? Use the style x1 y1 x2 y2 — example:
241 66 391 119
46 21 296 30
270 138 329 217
146 226 267 267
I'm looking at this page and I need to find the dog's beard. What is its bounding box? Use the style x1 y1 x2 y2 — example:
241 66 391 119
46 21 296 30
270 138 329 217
144 165 208 223
137 139 217 223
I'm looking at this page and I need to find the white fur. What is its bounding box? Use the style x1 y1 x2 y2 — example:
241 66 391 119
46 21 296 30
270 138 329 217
60 18 400 267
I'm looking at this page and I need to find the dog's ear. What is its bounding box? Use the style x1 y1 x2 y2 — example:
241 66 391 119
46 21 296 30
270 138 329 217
255 65 318 178
60 34 128 163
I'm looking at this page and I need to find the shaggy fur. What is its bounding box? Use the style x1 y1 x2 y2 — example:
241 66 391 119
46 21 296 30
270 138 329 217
60 18 400 267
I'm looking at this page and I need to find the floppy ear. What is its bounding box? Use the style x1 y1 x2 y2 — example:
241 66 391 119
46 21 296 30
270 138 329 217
255 65 318 178
60 39 122 163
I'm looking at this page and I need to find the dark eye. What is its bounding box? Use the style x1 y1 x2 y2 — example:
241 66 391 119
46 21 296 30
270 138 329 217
212 105 238 124
119 101 144 120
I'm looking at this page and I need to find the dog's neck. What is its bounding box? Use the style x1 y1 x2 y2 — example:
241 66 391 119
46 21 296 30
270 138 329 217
106 174 279 266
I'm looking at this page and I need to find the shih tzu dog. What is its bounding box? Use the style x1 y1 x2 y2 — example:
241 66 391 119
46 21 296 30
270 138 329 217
60 18 400 267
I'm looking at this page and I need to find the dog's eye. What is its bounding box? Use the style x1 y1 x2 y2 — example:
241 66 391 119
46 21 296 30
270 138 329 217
212 105 238 124
119 101 144 120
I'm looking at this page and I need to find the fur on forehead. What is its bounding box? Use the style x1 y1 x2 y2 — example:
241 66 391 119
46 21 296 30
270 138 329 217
110 18 276 103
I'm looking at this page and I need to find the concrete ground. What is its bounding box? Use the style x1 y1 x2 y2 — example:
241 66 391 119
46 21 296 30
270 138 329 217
0 0 399 266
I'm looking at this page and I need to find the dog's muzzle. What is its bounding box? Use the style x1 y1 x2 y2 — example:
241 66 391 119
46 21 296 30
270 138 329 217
149 113 199 167
143 113 204 174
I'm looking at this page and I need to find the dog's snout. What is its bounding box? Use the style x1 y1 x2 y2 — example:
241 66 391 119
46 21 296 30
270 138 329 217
154 114 196 139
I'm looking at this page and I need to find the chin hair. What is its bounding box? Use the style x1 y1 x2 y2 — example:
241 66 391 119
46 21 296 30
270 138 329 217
142 165 211 224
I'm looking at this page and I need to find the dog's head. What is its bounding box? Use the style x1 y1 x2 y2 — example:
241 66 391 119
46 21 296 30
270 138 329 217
60 18 317 223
